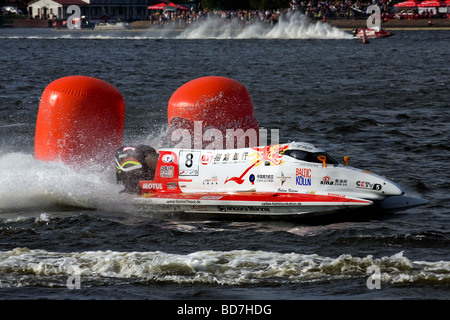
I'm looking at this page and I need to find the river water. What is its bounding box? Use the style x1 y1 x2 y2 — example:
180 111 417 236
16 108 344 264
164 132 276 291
0 14 449 305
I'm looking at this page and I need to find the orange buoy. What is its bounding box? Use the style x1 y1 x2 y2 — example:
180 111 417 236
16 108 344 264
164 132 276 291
167 76 259 149
34 75 125 166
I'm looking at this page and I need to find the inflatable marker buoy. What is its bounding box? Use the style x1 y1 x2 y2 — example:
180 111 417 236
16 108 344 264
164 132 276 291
34 75 125 166
167 76 259 149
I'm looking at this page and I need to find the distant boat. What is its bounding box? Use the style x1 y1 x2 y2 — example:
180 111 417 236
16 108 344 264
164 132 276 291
94 21 129 30
352 27 394 39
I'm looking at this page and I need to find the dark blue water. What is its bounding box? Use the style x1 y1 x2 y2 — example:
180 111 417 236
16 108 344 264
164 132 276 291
0 19 449 305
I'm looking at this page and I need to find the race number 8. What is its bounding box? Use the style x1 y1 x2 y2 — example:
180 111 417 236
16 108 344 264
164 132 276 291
185 153 193 168
179 151 200 176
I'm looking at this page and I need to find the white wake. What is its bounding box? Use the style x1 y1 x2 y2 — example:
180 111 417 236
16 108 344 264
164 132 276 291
178 12 352 39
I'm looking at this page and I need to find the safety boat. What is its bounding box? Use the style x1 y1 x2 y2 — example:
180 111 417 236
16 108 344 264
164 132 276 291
115 142 427 218
352 27 393 39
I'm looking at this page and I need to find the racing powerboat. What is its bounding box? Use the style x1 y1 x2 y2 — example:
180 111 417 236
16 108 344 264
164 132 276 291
352 27 394 39
115 142 427 218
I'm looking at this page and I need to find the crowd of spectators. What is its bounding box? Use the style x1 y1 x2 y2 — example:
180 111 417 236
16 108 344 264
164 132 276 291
292 0 389 20
148 0 448 27
293 0 448 21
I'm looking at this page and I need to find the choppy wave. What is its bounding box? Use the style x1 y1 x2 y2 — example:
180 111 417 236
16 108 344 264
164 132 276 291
0 247 448 288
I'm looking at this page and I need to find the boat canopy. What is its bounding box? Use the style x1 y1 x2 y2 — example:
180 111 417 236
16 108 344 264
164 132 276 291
283 149 340 165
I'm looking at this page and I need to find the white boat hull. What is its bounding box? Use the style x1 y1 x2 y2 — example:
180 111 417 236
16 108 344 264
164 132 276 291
115 142 428 218
131 191 373 217
132 194 427 218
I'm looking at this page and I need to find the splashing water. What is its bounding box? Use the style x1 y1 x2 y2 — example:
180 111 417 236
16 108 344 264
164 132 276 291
0 12 351 40
0 152 123 213
177 12 352 40
0 123 174 214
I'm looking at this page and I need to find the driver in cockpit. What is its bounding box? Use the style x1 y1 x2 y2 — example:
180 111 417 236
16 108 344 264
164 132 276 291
115 145 159 194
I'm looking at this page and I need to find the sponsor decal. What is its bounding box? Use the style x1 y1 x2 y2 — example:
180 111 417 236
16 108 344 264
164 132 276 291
212 151 249 164
203 176 219 185
288 143 316 152
320 176 348 186
218 206 270 212
160 166 174 178
356 181 382 191
141 182 163 190
167 182 178 189
299 145 313 151
213 153 222 162
200 152 213 165
179 169 199 176
334 179 348 186
296 168 312 186
276 171 290 186
225 162 257 184
256 174 274 183
153 204 182 211
328 193 346 198
249 144 289 167
225 145 288 185
277 188 299 193
262 202 302 206
162 154 174 164
200 196 223 200
167 199 201 204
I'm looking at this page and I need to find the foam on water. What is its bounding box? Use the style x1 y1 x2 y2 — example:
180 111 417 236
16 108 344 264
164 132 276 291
0 248 448 287
0 152 129 213
0 13 351 40
177 12 352 39
0 125 177 215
